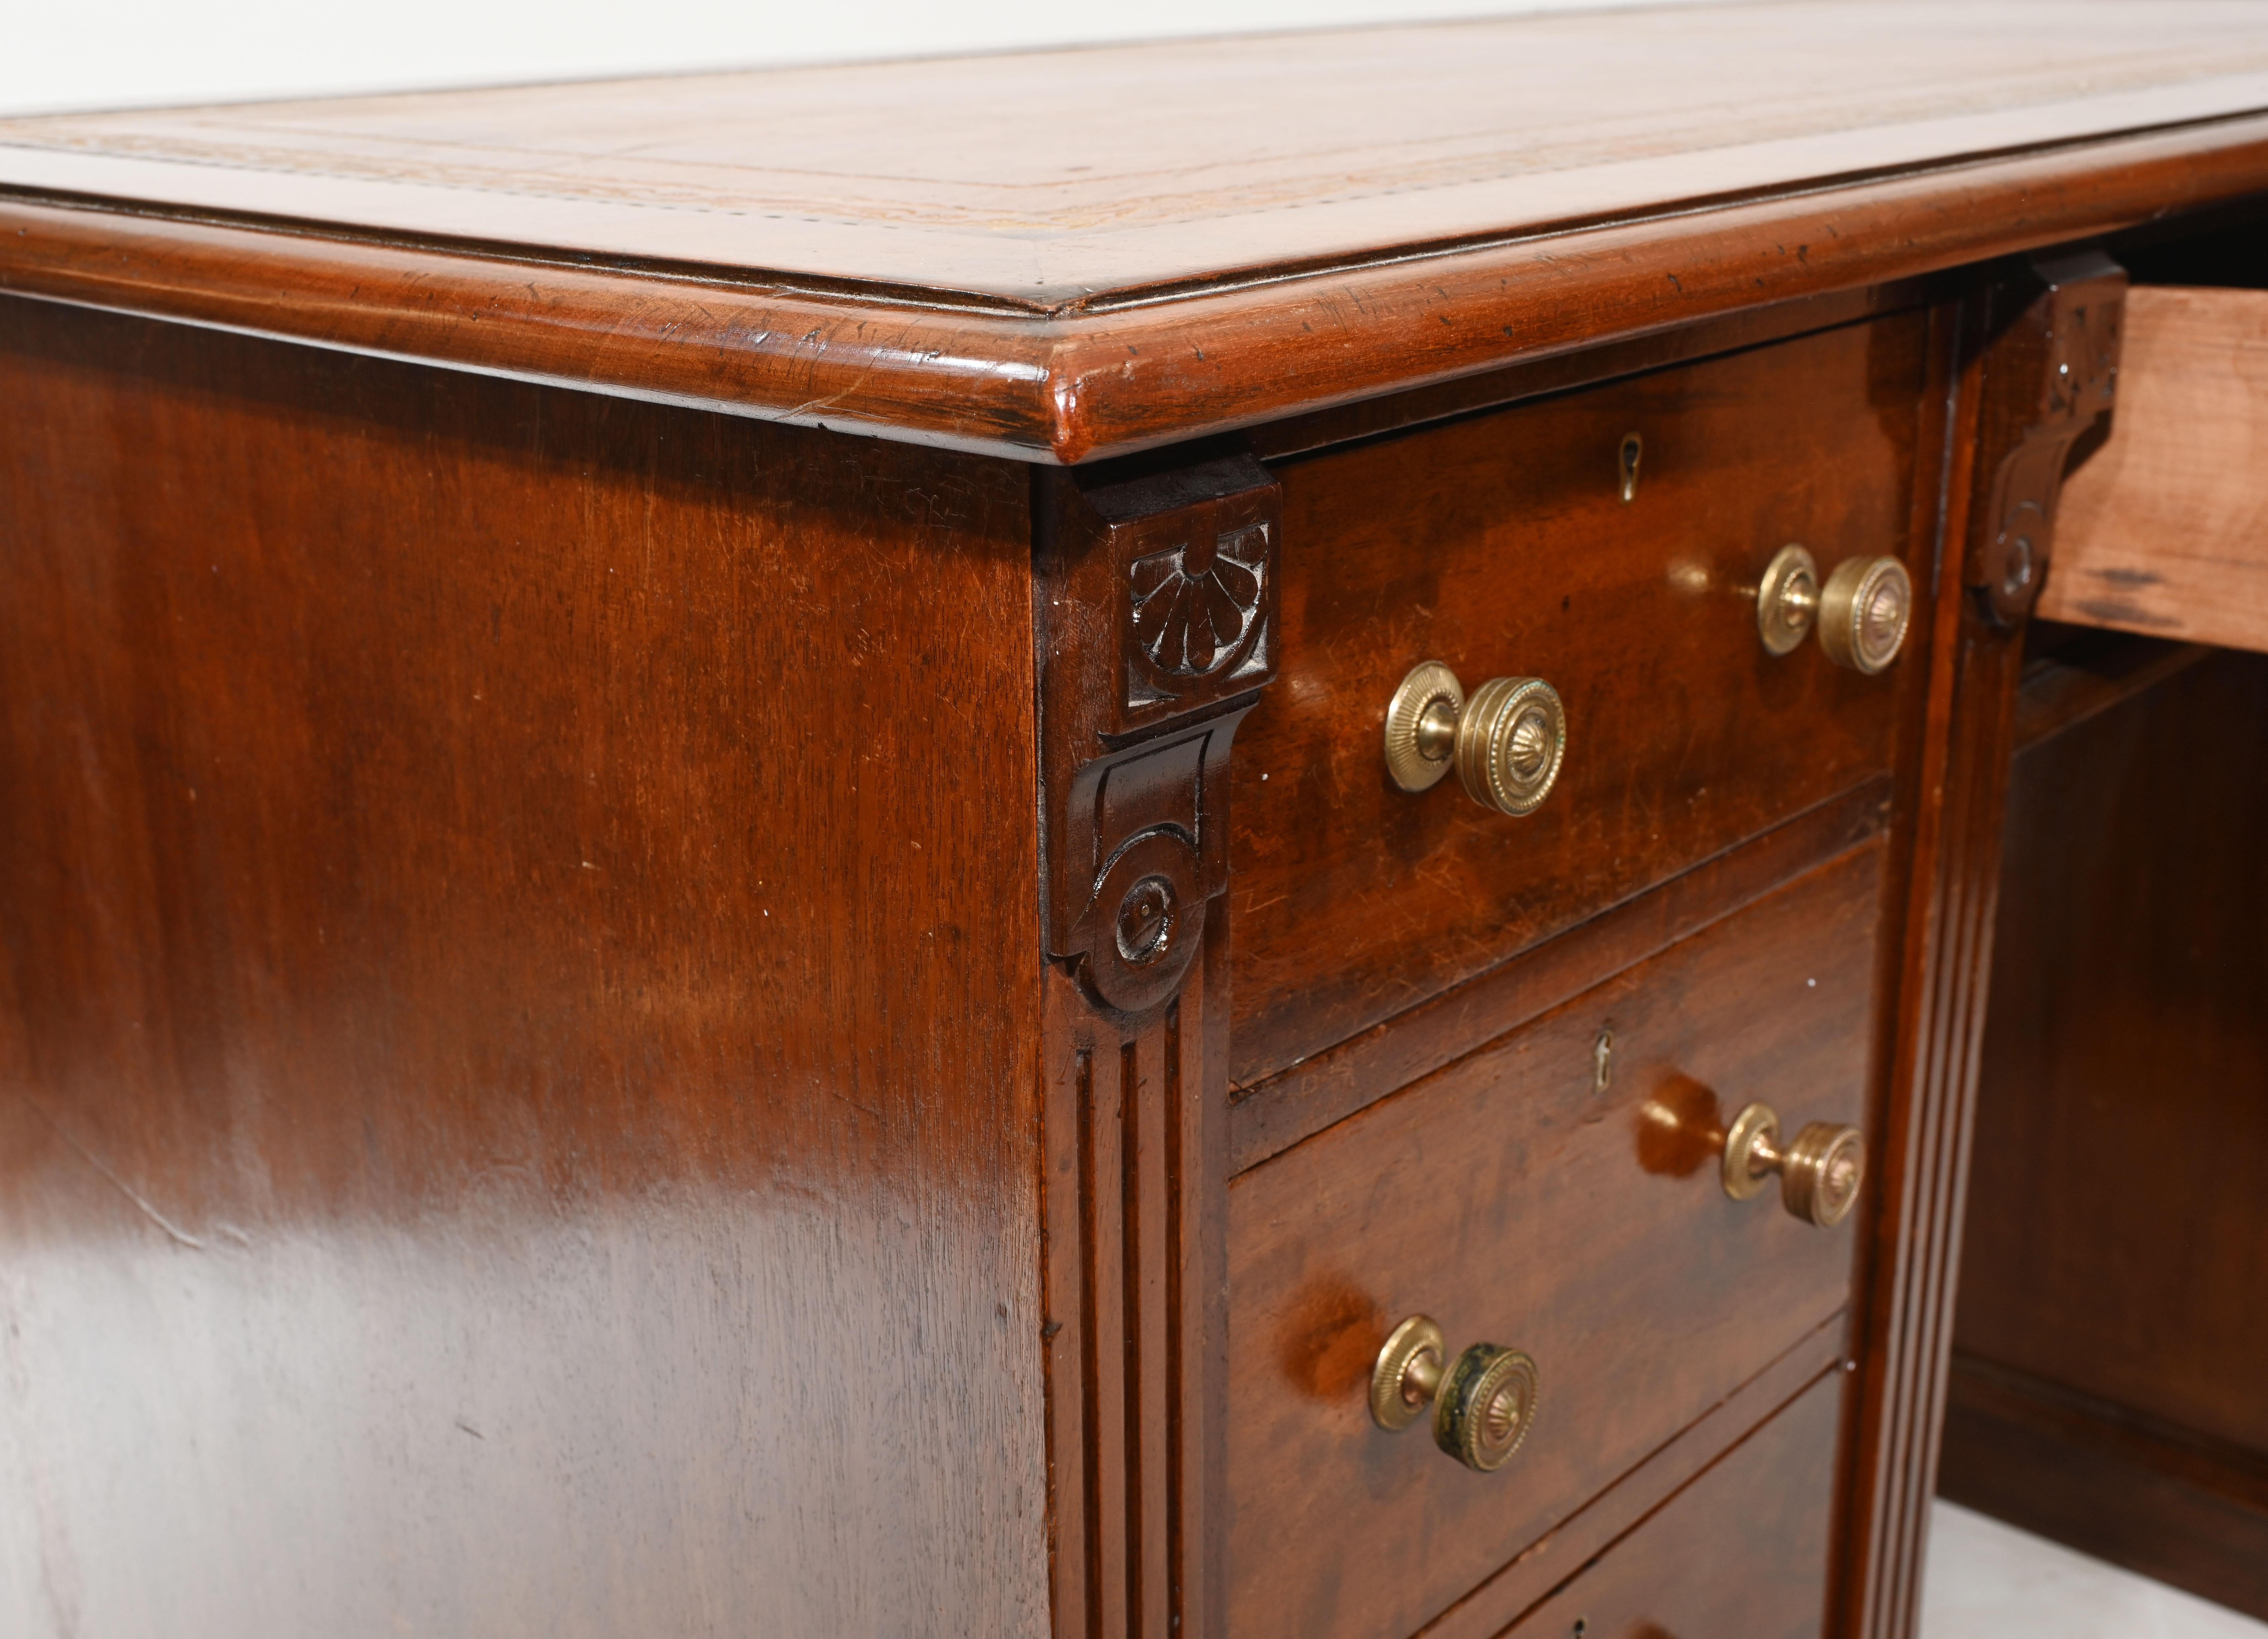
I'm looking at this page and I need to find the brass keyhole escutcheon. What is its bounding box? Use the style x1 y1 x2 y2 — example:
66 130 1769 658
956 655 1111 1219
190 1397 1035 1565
1384 662 1567 816
1722 1101 1867 1228
1618 431 1643 503
1370 1314 1541 1473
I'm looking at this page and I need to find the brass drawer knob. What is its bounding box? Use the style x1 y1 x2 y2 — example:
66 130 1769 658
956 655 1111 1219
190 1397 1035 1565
1722 1101 1866 1228
1817 555 1913 674
1369 1313 1541 1473
1384 662 1567 816
1756 543 1822 657
1755 546 1913 674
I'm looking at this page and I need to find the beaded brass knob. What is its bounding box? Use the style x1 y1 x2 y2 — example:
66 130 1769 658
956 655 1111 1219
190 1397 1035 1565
1370 1314 1541 1473
1756 543 1821 657
1383 662 1567 817
1722 1101 1866 1228
1816 556 1913 674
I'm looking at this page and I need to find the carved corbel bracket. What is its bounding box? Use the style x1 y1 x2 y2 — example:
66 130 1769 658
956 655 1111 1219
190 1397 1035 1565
1036 450 1280 1017
1966 249 2126 625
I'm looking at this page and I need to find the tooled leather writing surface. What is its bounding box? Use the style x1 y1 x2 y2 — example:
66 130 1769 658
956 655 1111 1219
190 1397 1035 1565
5 3 2268 301
7 5 2268 462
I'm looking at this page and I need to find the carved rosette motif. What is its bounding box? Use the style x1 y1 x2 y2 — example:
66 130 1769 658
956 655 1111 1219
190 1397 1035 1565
1039 452 1279 1016
1966 249 2126 625
1127 522 1272 701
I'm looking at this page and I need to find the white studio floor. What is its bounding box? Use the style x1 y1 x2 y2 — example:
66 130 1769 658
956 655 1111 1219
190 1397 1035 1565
1922 1501 2268 1639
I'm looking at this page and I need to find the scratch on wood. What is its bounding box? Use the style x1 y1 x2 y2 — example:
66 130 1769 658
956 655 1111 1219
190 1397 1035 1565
18 1093 205 1250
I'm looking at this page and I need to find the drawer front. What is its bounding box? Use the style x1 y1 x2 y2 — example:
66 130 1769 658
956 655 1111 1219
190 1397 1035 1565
1505 1369 1843 1639
1225 844 1878 1639
1231 313 1928 1084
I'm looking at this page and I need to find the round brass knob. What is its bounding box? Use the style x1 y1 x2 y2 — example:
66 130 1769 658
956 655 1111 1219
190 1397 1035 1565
1722 1101 1866 1228
1756 543 1821 657
1436 1342 1541 1473
1816 556 1913 674
1384 662 1567 816
1370 1313 1447 1432
1370 1313 1541 1474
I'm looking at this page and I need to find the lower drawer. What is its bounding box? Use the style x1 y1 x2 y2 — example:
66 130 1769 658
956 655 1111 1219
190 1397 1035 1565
1226 843 1880 1639
1504 1368 1843 1639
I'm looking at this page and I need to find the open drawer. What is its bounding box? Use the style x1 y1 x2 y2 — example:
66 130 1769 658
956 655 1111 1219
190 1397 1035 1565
2045 284 2268 653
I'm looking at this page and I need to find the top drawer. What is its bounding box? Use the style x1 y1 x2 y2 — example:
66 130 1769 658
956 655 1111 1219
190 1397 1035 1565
1231 313 1932 1084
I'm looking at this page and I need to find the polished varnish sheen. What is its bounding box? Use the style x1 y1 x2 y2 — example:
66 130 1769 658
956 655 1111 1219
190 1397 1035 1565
1233 315 1928 1085
6 7 2268 460
1227 846 1880 1639
0 8 2263 1638
1504 1370 1849 1639
0 303 1049 1637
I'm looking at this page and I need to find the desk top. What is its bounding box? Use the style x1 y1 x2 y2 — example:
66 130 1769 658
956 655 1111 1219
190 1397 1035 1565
5 1 2268 461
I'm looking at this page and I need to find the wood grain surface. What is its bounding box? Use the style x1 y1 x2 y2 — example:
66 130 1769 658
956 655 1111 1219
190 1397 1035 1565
1942 1356 2268 1623
1231 316 1927 1086
1225 845 1881 1639
2010 624 2214 751
1421 1315 1848 1639
0 298 1049 1637
1941 651 2268 1619
1835 284 2031 1639
6 10 2268 459
2044 286 2268 651
1028 457 1286 1639
1502 1369 1846 1639
1229 781 1892 1174
1964 651 2268 1455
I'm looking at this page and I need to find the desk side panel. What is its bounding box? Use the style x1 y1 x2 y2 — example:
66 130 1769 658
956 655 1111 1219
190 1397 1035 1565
0 300 1047 1638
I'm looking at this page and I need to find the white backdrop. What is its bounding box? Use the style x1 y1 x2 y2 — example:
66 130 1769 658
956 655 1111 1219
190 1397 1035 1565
2 0 1721 117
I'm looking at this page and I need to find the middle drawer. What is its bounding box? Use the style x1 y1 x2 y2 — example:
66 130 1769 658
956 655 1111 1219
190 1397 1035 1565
1226 841 1881 1639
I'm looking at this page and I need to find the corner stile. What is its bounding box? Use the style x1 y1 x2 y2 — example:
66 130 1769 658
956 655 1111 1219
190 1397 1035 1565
1033 448 1280 1639
1849 249 2125 1639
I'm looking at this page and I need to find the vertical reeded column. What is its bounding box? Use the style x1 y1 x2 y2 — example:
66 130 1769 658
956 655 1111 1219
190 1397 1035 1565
1033 453 1279 1639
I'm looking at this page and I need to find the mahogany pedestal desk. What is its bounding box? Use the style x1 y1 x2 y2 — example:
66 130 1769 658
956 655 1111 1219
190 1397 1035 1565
1 7 2263 1636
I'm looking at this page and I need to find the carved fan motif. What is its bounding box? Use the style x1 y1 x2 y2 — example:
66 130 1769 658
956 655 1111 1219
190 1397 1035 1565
1129 523 1269 678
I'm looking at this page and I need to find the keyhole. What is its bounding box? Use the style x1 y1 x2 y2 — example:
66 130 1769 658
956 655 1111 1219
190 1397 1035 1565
1593 1028 1615 1096
1617 432 1643 503
1572 1621 1588 1638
